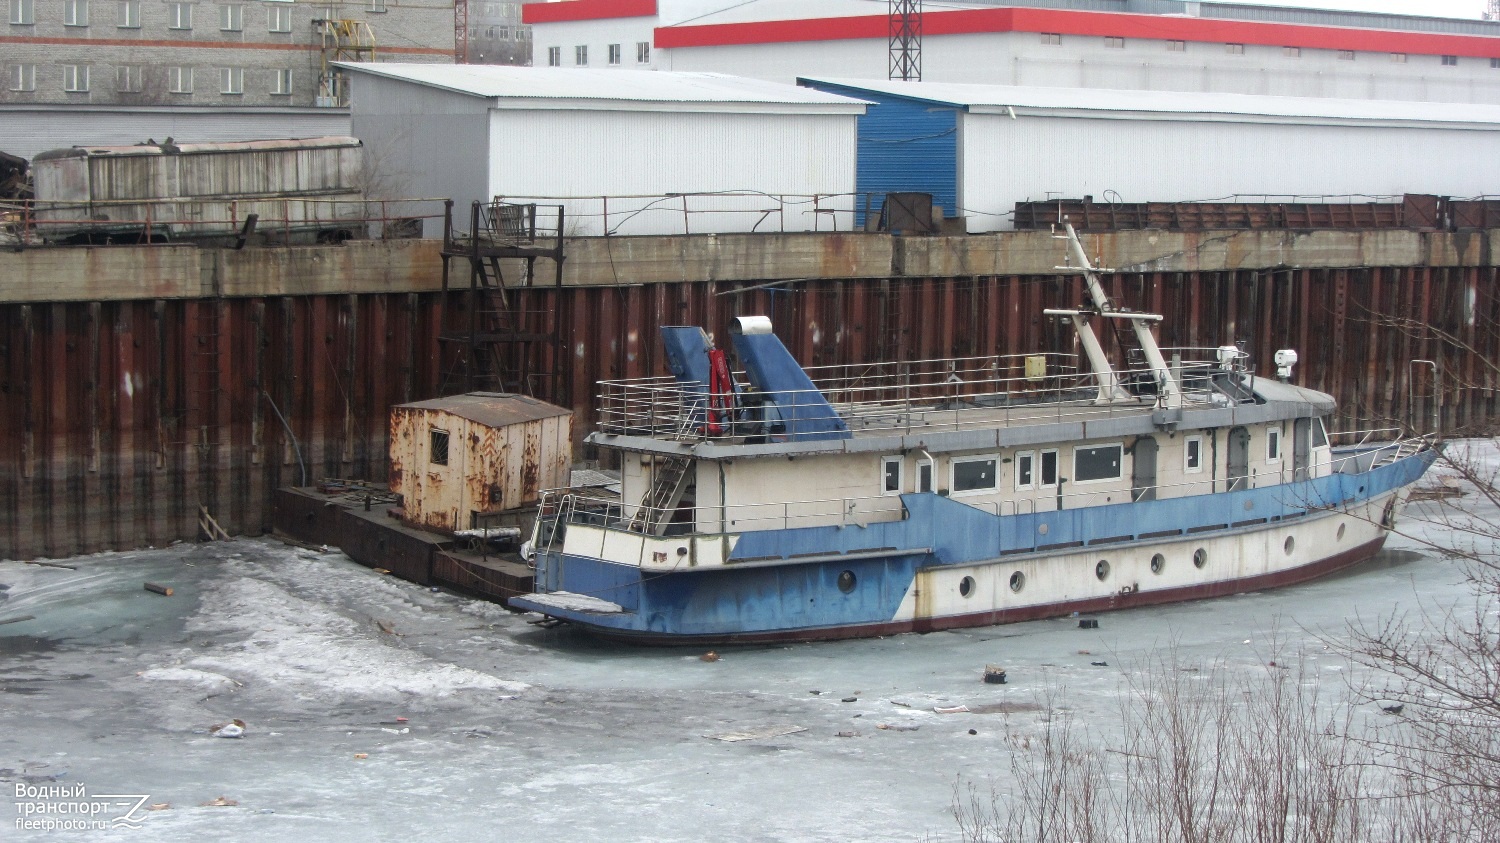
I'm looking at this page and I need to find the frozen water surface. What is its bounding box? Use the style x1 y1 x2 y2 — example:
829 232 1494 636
2 441 1495 841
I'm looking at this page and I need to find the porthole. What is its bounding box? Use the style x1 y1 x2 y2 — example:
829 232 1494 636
837 570 857 593
959 576 976 598
1336 523 1346 541
1193 548 1208 569
1150 553 1165 575
1283 536 1295 556
1038 523 1050 536
1095 560 1110 581
1243 500 1254 511
1009 571 1025 593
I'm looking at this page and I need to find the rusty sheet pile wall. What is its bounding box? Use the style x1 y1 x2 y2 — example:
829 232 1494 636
2 234 1498 560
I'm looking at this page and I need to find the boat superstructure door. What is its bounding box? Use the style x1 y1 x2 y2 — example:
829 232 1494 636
1293 418 1311 481
1227 426 1250 492
1131 437 1159 502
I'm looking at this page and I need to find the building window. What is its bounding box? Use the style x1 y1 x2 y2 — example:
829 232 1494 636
1103 36 1124 49
1282 46 1300 57
608 43 621 64
546 46 560 66
270 67 291 95
574 45 587 65
168 65 192 93
881 456 903 496
62 64 89 92
8 0 33 25
116 64 142 92
497 24 508 39
268 4 289 32
1074 444 1123 484
1184 436 1204 474
9 63 35 91
219 4 241 30
168 2 191 29
220 66 242 94
429 429 450 466
1226 43 1245 55
1338 50 1355 61
117 0 137 27
1166 40 1185 52
1267 426 1282 463
951 455 998 495
1015 451 1035 490
1492 57 1500 69
1040 32 1060 45
368 0 385 11
1039 449 1059 488
636 41 650 62
1442 54 1458 66
1390 52 1407 63
64 0 87 26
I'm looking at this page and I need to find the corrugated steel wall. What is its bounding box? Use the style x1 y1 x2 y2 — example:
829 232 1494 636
2 266 1496 560
800 83 960 227
961 112 1500 232
489 109 860 236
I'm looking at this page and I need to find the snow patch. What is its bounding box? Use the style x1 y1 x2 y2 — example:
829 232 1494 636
138 667 237 692
185 578 526 699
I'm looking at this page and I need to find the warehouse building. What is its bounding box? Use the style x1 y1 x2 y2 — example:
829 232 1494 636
528 0 1500 104
339 63 868 236
800 76 1500 232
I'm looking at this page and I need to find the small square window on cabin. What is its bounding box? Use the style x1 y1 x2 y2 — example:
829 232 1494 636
430 429 450 466
952 457 998 494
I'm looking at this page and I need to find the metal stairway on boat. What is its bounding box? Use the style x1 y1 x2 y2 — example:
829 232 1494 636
628 456 693 535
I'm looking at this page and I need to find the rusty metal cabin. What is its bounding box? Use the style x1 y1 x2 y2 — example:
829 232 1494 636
388 392 572 533
29 136 366 244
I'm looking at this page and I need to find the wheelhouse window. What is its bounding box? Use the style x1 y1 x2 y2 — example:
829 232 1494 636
430 429 450 466
1015 451 1035 490
1039 449 1059 487
951 456 998 495
1313 418 1329 448
1267 426 1282 462
881 456 903 496
1075 444 1123 484
1184 436 1204 473
916 457 934 493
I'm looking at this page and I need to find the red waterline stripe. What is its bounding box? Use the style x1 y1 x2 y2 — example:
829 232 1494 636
523 0 656 25
655 7 1500 60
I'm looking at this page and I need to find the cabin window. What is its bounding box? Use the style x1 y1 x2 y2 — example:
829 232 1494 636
1039 449 1059 487
951 456 998 495
1014 451 1035 490
881 456 903 496
1267 426 1282 462
916 457 934 493
1312 418 1329 448
430 429 450 466
1074 444 1123 484
1184 436 1204 473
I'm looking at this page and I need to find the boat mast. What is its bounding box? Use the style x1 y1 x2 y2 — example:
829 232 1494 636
1053 222 1182 409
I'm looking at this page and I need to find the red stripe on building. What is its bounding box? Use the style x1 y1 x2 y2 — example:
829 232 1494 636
523 0 657 25
655 7 1500 59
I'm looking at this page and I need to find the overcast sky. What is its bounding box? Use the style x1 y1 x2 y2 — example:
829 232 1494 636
1225 0 1489 18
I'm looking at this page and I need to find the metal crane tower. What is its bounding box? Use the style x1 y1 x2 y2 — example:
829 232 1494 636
889 0 921 81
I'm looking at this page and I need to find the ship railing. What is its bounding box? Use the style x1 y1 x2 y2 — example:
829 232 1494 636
595 353 1257 442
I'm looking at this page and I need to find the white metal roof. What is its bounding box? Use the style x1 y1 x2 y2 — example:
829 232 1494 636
798 77 1500 128
336 64 868 114
664 0 987 26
